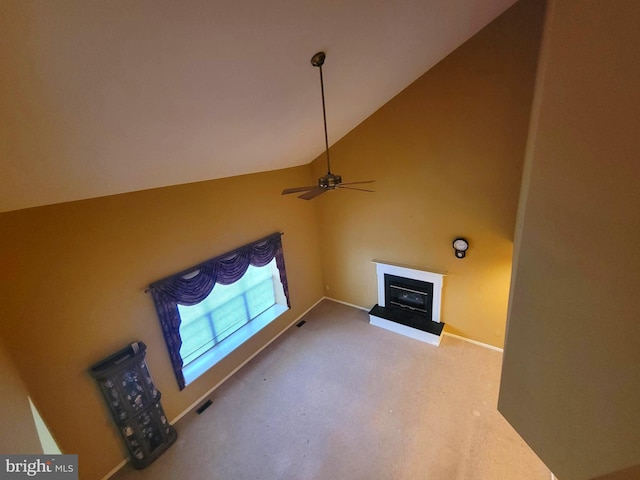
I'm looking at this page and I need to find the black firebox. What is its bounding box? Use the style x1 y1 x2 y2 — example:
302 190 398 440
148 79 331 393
384 274 434 318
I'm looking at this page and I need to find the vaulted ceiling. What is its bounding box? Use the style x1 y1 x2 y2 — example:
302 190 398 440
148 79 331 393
0 0 518 212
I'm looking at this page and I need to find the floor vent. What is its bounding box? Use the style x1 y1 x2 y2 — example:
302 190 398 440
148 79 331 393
196 399 212 414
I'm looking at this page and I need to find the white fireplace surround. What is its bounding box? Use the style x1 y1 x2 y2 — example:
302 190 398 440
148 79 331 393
369 260 446 345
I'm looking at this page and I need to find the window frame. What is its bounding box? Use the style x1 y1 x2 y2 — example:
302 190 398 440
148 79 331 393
147 233 290 390
178 260 287 385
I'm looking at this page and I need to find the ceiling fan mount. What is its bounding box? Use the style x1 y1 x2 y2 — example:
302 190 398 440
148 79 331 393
282 51 375 200
310 51 326 68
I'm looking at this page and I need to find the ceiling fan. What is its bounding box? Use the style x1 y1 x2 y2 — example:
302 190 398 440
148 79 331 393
282 51 375 200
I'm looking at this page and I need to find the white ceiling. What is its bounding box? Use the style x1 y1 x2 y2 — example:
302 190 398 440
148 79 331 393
0 0 517 212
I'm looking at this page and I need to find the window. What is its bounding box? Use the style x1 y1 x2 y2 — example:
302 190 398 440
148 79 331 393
177 259 287 385
148 233 290 390
178 262 275 365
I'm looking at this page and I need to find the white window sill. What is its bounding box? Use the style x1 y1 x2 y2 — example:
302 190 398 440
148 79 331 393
182 303 288 387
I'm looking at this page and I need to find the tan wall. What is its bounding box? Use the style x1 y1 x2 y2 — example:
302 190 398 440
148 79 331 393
0 165 324 479
0 339 43 454
498 1 640 479
311 0 545 347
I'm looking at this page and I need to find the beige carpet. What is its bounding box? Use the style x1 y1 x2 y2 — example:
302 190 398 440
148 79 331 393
111 299 550 479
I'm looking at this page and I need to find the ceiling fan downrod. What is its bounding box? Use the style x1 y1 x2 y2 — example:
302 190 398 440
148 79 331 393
311 51 332 175
280 51 375 200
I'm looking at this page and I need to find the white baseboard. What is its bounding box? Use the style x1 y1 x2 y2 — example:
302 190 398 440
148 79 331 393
442 332 503 352
323 296 370 311
324 297 504 352
100 460 128 480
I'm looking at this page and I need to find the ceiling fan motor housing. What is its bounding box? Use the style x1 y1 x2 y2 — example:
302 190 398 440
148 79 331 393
319 173 342 189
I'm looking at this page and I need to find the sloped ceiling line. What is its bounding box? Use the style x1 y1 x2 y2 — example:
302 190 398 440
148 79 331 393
0 0 517 212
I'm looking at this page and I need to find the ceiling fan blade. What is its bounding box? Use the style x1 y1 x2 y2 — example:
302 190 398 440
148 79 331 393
337 185 375 193
282 186 317 195
339 180 375 186
298 187 328 200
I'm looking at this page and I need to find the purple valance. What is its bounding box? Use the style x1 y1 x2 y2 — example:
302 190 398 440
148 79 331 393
148 232 289 390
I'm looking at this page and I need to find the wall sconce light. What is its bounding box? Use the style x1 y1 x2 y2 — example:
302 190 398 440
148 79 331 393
452 238 469 259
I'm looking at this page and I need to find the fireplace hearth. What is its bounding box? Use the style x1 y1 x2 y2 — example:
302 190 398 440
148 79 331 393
369 261 445 346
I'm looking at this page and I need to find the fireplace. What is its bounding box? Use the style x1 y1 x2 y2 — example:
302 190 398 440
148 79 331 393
369 261 445 346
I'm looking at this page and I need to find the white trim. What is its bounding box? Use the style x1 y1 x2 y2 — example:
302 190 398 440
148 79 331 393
443 332 503 352
324 296 369 311
371 259 447 277
101 459 128 480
